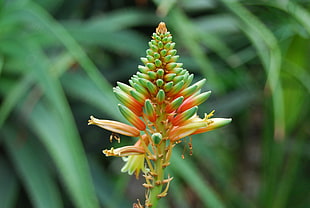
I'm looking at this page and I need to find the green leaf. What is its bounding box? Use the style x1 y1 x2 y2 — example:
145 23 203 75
169 8 224 92
0 158 18 208
67 8 157 32
88 156 130 208
62 72 122 121
220 0 285 140
29 102 99 208
0 75 33 128
3 129 63 208
0 55 3 76
12 34 99 208
169 148 225 208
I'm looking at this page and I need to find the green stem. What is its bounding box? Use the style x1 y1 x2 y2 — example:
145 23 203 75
145 102 169 208
147 141 166 208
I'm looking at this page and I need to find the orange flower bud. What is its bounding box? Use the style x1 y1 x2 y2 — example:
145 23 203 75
118 104 146 131
170 106 198 126
177 91 211 113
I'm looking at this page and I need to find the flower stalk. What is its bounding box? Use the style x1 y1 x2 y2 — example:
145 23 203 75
88 22 231 208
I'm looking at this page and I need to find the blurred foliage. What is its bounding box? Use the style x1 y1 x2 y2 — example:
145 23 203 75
0 0 309 207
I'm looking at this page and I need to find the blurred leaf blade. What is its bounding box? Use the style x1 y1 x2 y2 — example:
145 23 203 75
220 0 285 140
169 148 225 208
3 128 63 208
0 158 19 208
169 8 224 91
29 101 99 208
24 42 99 208
18 1 113 100
0 75 33 128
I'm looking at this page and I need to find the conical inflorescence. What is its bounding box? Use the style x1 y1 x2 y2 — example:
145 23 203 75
88 22 231 208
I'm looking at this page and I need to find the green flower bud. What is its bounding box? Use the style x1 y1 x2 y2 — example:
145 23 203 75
160 49 167 57
164 73 176 81
179 78 206 98
184 74 194 87
154 59 162 67
179 70 188 76
171 106 198 126
177 91 212 113
156 79 164 87
166 63 177 71
155 35 161 41
156 89 165 104
144 99 156 122
168 80 184 96
137 72 150 79
176 63 183 68
146 55 155 62
164 55 171 62
179 85 198 98
146 81 158 94
138 78 148 88
117 82 133 94
129 77 140 87
153 52 160 59
173 75 184 83
193 78 207 90
133 83 149 95
148 71 157 80
151 44 158 52
170 55 179 62
165 96 184 113
140 57 148 64
138 65 149 73
146 49 153 56
171 67 183 74
152 133 162 144
182 71 189 80
164 43 171 50
168 49 177 56
118 104 145 130
157 69 164 78
146 63 156 70
129 79 134 87
163 81 173 92
130 90 146 104
158 41 164 49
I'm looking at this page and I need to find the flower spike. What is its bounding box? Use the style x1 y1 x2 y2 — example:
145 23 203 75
88 22 231 208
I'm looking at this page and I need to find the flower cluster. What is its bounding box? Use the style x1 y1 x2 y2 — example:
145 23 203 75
88 22 231 208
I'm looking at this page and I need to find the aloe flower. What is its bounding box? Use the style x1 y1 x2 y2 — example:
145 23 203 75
88 22 231 208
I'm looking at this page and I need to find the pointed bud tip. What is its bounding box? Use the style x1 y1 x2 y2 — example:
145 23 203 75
210 118 232 128
156 22 167 34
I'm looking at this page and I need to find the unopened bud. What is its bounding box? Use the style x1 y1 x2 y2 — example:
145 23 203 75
156 89 165 104
165 96 184 113
118 104 146 130
152 133 162 144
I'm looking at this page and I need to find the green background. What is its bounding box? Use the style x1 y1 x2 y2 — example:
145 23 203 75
0 0 309 207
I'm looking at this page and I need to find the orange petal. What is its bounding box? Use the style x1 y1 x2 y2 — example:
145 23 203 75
169 122 206 141
191 118 232 135
88 116 140 137
103 145 145 157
